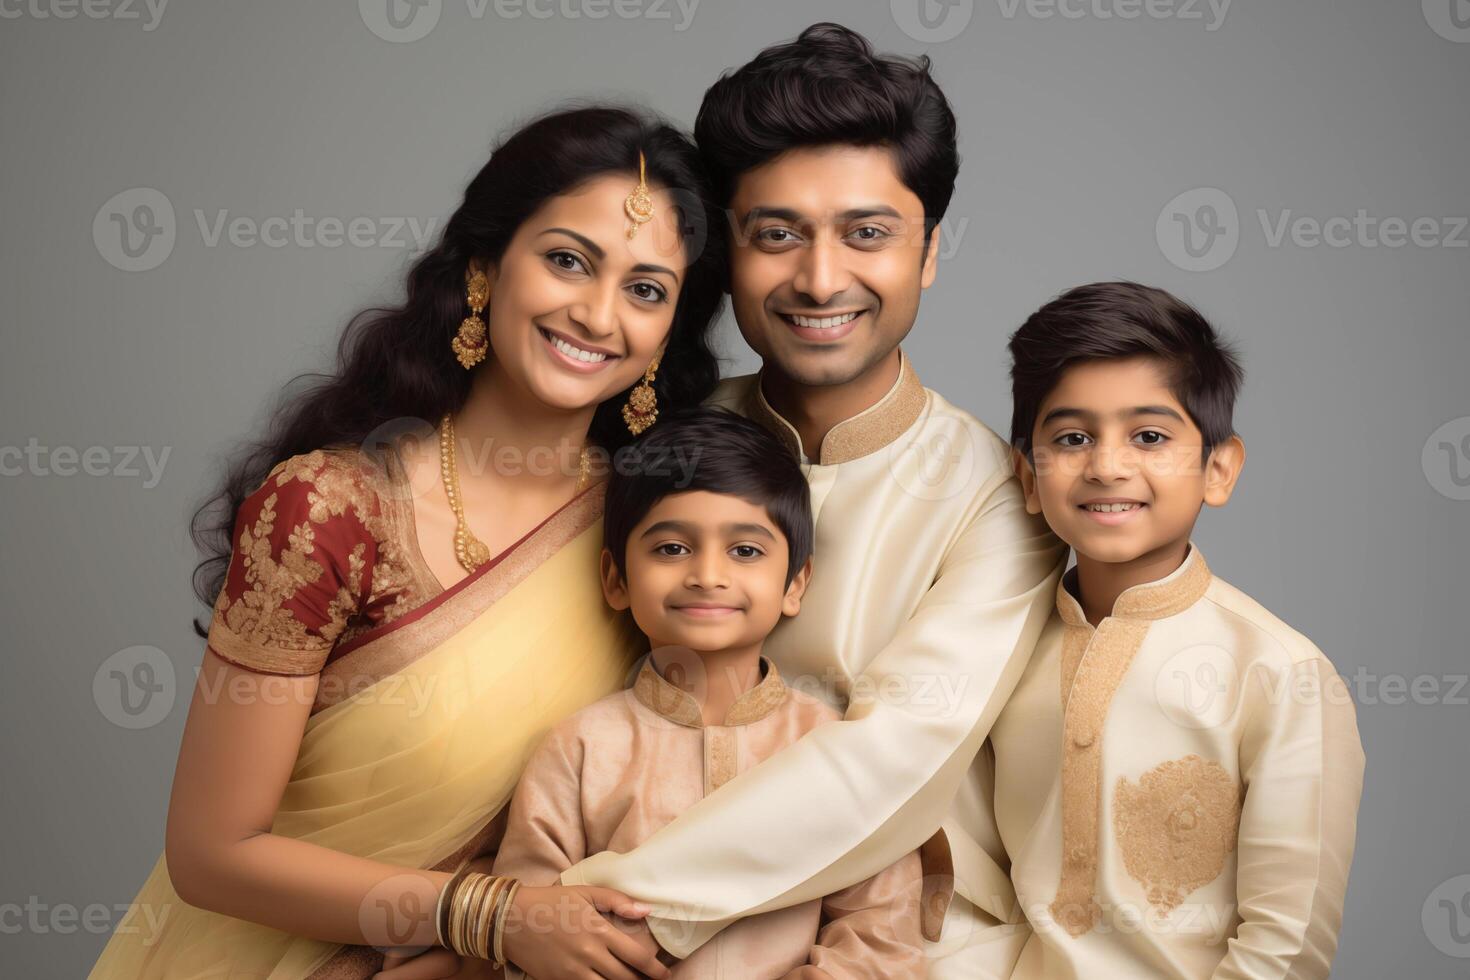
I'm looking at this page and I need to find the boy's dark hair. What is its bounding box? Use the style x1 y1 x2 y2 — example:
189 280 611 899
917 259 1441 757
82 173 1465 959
603 407 814 587
694 22 959 242
1008 281 1245 463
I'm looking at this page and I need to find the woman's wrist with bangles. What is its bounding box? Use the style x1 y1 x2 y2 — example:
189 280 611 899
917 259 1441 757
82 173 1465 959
437 868 523 967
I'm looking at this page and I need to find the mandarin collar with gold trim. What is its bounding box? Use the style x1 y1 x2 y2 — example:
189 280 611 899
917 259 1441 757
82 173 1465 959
741 348 929 466
1055 541 1212 627
633 654 788 728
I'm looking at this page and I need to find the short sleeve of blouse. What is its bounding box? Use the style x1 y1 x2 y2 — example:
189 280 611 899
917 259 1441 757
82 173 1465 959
205 449 381 676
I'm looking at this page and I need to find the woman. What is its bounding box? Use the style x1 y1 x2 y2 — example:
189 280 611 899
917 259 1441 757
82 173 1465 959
88 104 724 979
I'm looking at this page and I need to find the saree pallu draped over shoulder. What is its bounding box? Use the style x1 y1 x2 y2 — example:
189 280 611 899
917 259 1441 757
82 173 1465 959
89 483 643 979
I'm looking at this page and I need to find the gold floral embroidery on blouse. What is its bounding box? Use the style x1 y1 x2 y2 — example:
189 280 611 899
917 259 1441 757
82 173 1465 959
1113 754 1241 913
206 447 441 675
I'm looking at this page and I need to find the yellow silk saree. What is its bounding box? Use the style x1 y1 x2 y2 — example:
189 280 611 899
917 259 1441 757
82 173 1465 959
89 483 642 979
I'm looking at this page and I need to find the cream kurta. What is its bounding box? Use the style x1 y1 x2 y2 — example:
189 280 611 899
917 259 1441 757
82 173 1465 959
560 349 1069 972
989 541 1365 979
493 655 927 979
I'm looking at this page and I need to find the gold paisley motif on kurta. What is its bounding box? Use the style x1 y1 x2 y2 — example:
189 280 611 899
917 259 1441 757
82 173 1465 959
1114 754 1241 913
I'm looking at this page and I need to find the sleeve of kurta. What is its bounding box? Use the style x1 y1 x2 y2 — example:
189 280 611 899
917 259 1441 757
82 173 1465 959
491 724 589 886
559 468 1067 959
1210 656 1365 980
807 848 927 980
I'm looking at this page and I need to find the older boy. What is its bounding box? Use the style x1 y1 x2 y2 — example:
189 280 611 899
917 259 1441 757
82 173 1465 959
991 281 1365 978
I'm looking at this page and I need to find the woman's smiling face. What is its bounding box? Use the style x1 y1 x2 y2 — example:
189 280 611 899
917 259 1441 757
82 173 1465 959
477 173 689 412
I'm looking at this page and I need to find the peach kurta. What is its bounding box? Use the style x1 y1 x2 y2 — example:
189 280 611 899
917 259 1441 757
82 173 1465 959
989 541 1365 979
493 656 928 980
560 350 1069 975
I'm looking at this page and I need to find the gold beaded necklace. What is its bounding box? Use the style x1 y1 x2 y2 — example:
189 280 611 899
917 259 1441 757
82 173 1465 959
439 413 592 573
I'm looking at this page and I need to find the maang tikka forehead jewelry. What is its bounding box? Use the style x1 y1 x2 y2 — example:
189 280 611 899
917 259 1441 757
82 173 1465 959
624 149 654 240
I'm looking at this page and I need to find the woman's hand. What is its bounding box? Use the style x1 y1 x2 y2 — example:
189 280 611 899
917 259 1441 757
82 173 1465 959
779 967 836 980
501 883 670 980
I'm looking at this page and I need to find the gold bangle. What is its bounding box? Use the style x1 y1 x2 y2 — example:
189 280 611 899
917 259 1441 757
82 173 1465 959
451 873 490 958
447 874 467 956
447 875 463 956
490 877 516 965
476 876 508 961
463 874 495 959
455 874 482 956
493 878 522 968
436 865 474 950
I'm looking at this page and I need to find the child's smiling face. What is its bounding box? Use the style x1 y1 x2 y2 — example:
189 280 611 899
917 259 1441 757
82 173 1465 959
1017 355 1245 565
601 490 811 654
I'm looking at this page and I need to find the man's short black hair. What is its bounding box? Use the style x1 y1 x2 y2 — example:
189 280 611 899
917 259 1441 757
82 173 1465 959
694 22 959 241
603 407 813 587
1008 281 1245 463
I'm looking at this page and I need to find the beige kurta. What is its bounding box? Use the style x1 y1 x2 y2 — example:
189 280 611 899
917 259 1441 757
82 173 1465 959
559 349 1069 972
493 655 927 979
989 541 1365 979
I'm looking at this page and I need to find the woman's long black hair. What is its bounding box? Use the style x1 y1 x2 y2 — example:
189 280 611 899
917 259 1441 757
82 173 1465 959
189 104 726 635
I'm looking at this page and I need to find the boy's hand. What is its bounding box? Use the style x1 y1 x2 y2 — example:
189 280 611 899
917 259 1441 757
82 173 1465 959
375 948 510 978
779 967 835 980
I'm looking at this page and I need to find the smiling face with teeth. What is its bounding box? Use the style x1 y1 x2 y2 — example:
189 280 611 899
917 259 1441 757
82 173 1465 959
1016 356 1245 572
726 145 941 392
472 173 690 415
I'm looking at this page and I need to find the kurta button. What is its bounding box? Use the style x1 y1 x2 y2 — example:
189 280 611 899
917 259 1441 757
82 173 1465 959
1072 728 1094 748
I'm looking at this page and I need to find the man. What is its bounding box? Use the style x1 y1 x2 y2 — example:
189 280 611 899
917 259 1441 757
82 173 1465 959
557 23 1067 978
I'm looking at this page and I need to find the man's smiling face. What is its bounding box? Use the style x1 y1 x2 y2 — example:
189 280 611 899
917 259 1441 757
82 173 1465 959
726 145 940 388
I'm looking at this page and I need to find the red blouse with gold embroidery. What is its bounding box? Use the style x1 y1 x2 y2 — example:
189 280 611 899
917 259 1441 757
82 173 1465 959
204 447 444 676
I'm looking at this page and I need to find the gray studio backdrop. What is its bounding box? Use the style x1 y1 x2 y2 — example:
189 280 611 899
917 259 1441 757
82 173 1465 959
2 1 1466 976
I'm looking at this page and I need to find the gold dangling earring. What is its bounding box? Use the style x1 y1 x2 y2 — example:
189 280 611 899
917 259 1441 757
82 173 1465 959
452 269 490 369
622 351 662 436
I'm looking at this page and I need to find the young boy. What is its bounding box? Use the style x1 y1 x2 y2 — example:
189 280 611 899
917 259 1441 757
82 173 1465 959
491 407 927 979
988 281 1366 978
